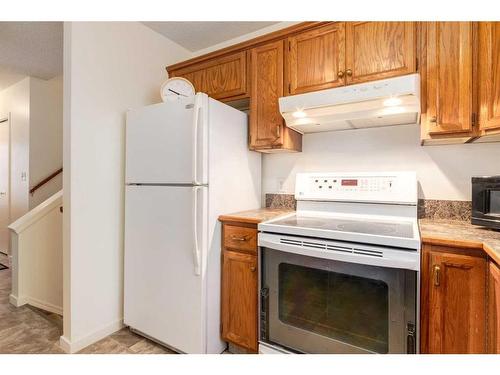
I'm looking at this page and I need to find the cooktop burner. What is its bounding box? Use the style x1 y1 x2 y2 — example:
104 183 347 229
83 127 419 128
271 215 414 239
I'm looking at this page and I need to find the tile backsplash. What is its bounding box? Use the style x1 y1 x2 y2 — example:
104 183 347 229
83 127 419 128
265 193 471 221
265 193 297 210
417 199 471 221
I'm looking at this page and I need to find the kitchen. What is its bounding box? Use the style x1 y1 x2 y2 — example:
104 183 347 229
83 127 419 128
1 2 500 373
124 21 500 356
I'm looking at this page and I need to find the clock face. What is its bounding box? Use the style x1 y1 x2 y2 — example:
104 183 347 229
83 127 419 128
161 77 195 102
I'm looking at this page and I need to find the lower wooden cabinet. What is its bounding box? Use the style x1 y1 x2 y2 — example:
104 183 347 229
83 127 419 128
421 244 487 353
220 222 258 352
489 261 500 353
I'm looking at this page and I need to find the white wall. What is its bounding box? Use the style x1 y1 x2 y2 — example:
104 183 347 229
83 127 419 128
263 124 500 201
0 75 63 256
29 75 63 208
0 78 30 223
192 22 299 57
62 21 190 353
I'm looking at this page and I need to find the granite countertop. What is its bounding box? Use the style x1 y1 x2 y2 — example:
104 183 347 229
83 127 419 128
419 218 500 264
218 208 293 224
218 208 500 264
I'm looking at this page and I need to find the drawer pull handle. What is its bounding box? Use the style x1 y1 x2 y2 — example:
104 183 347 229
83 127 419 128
231 235 248 242
433 265 441 287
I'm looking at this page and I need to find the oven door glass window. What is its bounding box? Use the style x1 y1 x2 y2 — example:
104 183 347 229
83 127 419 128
278 263 389 353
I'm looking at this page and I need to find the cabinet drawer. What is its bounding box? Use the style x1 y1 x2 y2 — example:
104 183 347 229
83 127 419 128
223 225 257 253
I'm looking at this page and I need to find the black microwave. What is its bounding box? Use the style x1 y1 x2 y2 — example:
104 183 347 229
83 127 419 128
472 176 500 230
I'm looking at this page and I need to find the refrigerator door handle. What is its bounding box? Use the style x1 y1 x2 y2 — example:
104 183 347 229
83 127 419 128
192 186 202 276
192 95 202 185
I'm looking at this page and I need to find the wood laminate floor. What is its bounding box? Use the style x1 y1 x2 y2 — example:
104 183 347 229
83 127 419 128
0 266 175 354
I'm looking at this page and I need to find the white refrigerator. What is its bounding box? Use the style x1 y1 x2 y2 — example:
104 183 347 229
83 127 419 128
124 93 261 354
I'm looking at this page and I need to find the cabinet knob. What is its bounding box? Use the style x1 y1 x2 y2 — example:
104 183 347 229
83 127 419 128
429 116 437 123
338 70 345 78
250 266 256 272
345 69 353 77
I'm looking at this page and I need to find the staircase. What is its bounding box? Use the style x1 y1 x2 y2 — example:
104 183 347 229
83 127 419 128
8 190 63 315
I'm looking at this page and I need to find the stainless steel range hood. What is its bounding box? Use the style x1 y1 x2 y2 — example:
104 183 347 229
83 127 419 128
279 74 420 134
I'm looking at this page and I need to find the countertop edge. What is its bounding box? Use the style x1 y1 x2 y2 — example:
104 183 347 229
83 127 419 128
421 234 500 265
218 209 293 225
218 215 261 225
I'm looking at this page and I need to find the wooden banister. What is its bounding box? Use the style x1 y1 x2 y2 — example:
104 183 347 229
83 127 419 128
30 168 63 195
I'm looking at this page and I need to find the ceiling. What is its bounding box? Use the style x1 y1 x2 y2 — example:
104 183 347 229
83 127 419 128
0 22 63 91
143 22 279 52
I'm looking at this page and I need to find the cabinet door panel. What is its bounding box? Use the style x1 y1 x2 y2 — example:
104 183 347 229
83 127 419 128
287 23 346 95
180 69 206 93
346 22 415 84
249 40 284 148
204 52 247 99
170 51 247 101
425 22 474 134
423 247 486 353
221 250 258 352
479 22 500 132
489 261 500 353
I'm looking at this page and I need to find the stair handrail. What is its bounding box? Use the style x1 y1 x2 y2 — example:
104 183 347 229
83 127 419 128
29 167 63 195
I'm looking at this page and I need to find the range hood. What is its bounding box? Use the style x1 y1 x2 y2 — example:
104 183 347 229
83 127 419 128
279 74 420 134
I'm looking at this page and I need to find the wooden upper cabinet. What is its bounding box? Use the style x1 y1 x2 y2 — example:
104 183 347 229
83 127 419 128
424 22 475 135
221 249 258 352
489 261 500 353
345 22 416 84
478 22 500 133
170 51 248 101
286 23 346 95
421 245 487 354
249 40 301 151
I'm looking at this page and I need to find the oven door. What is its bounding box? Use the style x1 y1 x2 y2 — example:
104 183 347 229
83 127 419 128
261 247 416 354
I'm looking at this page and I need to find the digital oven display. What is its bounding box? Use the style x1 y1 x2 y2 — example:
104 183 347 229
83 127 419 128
341 179 358 186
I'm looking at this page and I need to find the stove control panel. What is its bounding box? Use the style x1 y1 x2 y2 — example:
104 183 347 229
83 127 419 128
295 172 417 204
311 176 394 192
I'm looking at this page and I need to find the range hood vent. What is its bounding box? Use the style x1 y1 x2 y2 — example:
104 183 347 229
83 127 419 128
279 74 421 134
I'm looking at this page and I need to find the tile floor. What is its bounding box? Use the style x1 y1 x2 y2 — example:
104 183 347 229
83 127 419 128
0 265 175 354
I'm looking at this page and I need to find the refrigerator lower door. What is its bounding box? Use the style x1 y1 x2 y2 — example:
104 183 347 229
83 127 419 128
124 184 208 353
125 93 208 185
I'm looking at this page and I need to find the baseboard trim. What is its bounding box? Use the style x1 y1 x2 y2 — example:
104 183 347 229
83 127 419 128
9 293 62 315
59 318 124 353
9 294 27 307
27 297 63 315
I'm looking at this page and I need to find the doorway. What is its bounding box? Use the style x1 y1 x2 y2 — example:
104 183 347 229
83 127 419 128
0 116 10 257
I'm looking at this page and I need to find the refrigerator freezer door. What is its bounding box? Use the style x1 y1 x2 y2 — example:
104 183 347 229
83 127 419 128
125 94 208 185
124 185 208 353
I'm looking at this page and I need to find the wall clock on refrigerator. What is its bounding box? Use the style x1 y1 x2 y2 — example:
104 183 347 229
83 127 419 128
160 77 195 102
